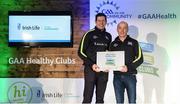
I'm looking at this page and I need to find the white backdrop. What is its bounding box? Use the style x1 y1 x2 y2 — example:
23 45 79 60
90 0 180 104
0 0 180 103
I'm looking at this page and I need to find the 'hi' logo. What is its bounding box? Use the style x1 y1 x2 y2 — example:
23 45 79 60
8 82 33 103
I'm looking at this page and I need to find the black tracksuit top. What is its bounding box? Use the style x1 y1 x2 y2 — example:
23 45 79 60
110 35 143 74
78 27 112 67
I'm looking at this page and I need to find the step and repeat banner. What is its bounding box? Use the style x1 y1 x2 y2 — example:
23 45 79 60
0 78 84 103
0 0 180 103
90 0 180 103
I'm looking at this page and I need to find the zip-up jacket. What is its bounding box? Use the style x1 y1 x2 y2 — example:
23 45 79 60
110 35 143 74
78 27 112 67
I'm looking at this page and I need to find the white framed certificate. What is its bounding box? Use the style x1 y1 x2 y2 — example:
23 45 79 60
97 51 125 71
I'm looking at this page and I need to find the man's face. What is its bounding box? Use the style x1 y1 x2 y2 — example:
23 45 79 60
117 22 128 37
95 16 106 30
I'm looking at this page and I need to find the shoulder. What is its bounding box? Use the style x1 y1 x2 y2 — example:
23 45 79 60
105 32 112 42
85 29 95 35
109 40 119 50
105 32 112 37
110 39 118 46
83 29 95 38
128 36 138 44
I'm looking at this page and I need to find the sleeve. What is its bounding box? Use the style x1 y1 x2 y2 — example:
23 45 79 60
78 31 95 67
127 41 144 70
109 41 113 51
107 34 112 51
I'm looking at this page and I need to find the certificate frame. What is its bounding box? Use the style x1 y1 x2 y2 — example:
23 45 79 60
97 51 125 71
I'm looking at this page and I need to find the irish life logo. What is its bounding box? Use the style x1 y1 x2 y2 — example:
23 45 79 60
8 82 33 103
17 23 21 30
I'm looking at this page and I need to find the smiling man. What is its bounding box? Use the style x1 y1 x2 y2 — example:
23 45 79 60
78 13 112 103
110 21 143 104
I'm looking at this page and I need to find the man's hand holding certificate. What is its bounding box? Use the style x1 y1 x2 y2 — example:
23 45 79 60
97 51 125 71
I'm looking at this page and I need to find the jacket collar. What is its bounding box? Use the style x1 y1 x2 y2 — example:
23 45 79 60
94 26 106 33
115 35 130 42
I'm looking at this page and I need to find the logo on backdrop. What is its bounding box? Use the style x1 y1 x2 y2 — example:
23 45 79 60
17 23 21 30
17 23 40 30
8 82 33 103
137 42 159 77
9 57 76 66
7 80 75 103
95 0 132 26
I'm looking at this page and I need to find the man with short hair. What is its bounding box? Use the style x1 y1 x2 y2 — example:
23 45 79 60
110 21 143 104
78 13 112 103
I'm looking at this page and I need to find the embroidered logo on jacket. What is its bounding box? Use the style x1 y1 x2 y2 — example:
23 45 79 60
94 42 107 46
105 36 109 40
113 43 118 47
127 41 133 46
93 35 98 39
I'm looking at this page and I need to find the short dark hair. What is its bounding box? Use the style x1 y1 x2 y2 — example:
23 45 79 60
95 13 107 22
